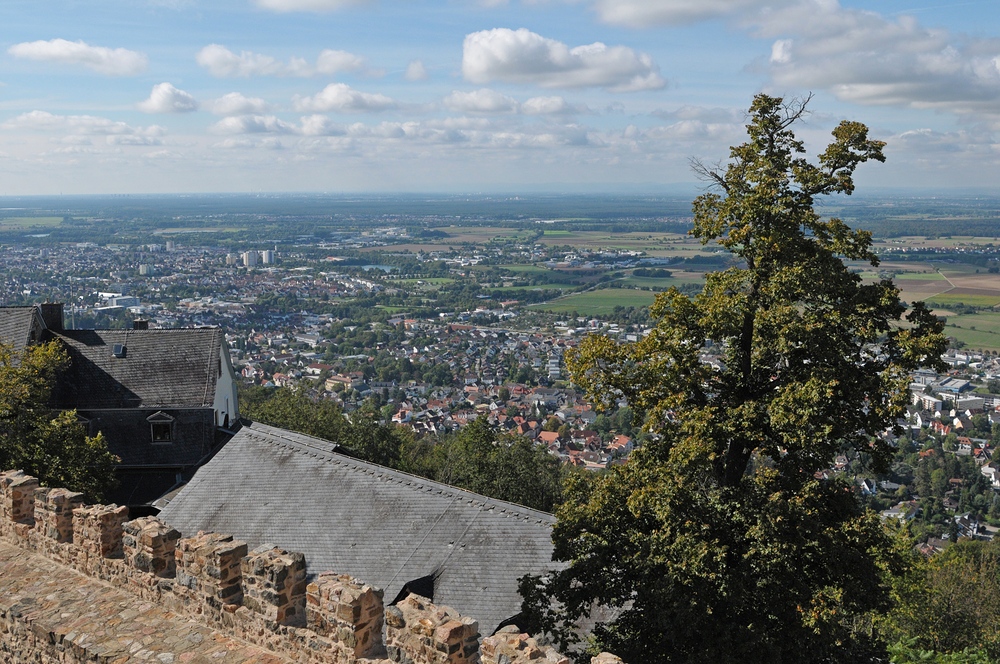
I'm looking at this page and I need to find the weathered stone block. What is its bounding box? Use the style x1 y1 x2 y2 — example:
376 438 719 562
176 531 248 607
388 593 481 664
73 503 128 558
33 487 85 543
306 571 385 658
242 545 307 627
0 470 39 527
123 516 181 577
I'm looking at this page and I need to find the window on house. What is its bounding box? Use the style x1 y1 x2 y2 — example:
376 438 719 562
147 411 175 444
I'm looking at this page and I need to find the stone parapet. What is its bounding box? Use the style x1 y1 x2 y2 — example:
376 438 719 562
481 626 570 664
307 571 385 658
34 486 85 542
123 514 181 577
386 594 481 664
0 469 38 529
0 470 597 664
243 545 308 626
176 530 249 607
73 502 129 557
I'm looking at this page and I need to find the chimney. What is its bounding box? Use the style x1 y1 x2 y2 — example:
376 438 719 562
132 319 149 330
38 303 64 332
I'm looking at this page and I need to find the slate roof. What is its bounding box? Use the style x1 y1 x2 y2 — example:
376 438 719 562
47 328 224 409
0 306 43 353
159 422 559 635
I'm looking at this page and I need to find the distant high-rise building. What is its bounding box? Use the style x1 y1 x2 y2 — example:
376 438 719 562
261 249 275 264
138 264 155 276
241 251 258 267
225 253 240 265
165 241 176 252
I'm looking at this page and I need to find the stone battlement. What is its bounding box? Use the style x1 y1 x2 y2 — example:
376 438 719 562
0 470 621 664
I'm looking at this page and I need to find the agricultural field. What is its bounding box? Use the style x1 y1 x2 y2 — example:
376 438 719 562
529 289 658 315
0 216 62 229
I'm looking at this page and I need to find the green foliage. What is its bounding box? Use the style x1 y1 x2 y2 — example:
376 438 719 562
524 95 948 663
239 386 562 512
886 539 1000 659
0 341 118 502
433 418 563 513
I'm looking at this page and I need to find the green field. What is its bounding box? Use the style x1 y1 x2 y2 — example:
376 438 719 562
398 277 455 285
529 289 657 315
0 216 62 227
504 265 550 274
926 293 1000 308
936 312 1000 351
542 230 573 236
621 274 704 289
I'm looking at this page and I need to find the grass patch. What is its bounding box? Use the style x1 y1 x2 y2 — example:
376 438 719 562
0 216 62 227
529 289 657 315
926 293 1000 308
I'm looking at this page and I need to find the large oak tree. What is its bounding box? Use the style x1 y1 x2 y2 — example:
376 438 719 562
521 95 946 663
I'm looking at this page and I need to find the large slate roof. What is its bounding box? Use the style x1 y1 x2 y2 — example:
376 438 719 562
0 306 42 353
47 328 224 409
159 422 559 635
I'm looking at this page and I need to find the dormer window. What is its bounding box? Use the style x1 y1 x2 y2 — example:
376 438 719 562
147 411 175 443
112 343 126 358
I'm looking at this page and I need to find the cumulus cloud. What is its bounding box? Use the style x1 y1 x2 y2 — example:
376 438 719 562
210 115 299 134
2 110 165 138
254 0 371 12
293 83 397 112
7 39 147 76
405 60 428 81
758 2 1000 115
197 44 308 77
137 83 198 113
462 28 665 91
593 0 793 27
522 96 579 115
444 89 519 114
316 49 367 74
210 93 271 116
196 44 371 78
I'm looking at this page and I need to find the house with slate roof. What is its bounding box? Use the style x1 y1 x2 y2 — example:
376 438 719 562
158 421 559 636
0 303 240 507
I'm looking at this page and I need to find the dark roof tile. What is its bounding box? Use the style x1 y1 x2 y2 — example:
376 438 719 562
159 422 558 635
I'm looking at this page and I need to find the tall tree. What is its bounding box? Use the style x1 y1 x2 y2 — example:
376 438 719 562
0 341 118 502
521 95 946 662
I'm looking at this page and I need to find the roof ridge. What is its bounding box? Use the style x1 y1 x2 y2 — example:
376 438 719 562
246 422 555 522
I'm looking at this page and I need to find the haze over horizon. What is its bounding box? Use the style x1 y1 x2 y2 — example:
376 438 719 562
1 0 998 196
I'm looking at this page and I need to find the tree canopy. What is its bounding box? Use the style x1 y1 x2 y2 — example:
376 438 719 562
0 341 118 502
522 95 947 663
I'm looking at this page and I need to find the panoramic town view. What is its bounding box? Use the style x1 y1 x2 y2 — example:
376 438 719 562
2 0 1000 663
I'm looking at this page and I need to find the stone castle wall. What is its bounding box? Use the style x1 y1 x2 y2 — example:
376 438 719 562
0 470 621 664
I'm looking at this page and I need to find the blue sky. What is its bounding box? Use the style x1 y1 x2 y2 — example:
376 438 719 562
0 0 998 194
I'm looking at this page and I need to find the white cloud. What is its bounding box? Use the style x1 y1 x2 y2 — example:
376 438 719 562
196 44 371 78
522 96 579 115
300 115 346 136
405 60 428 81
757 2 1000 115
293 83 397 112
137 83 198 114
210 93 271 116
316 49 367 74
8 39 147 76
210 115 299 134
444 89 519 114
462 28 665 91
593 0 793 27
2 111 164 137
107 135 163 146
254 0 371 12
197 44 309 77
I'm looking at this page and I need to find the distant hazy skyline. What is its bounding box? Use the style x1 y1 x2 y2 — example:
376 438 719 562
0 0 998 195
